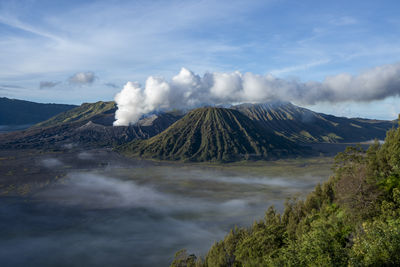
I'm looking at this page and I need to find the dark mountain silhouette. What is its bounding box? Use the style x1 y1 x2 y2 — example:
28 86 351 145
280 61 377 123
0 97 77 125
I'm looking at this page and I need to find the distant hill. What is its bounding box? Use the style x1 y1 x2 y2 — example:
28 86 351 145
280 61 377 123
0 97 77 125
233 102 394 143
0 101 182 149
118 107 306 162
33 101 117 128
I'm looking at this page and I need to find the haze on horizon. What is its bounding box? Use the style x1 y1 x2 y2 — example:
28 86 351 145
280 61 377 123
1 0 400 120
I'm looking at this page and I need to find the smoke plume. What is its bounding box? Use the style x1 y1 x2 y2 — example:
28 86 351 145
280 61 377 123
114 62 400 126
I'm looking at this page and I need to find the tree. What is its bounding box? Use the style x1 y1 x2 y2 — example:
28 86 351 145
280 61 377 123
170 249 198 267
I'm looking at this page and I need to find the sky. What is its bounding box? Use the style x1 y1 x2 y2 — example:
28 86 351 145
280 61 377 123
1 0 400 120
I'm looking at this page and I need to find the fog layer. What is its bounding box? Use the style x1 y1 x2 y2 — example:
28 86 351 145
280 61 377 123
1 159 328 266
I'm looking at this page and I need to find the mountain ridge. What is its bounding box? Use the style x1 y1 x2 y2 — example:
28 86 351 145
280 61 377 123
0 99 395 156
233 102 394 143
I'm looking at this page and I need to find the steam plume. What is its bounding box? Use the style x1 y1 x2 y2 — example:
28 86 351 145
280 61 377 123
114 62 400 126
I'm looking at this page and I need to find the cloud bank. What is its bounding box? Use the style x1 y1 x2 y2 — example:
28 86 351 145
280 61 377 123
114 62 400 126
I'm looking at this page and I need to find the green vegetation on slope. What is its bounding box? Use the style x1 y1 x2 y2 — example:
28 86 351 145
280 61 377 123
118 107 305 162
33 101 117 128
0 97 76 125
171 116 400 266
234 102 394 143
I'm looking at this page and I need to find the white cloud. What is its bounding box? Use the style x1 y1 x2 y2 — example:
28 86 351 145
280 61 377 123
114 62 400 125
68 72 96 85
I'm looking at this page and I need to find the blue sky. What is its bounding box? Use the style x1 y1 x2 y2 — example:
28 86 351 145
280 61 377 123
1 0 400 119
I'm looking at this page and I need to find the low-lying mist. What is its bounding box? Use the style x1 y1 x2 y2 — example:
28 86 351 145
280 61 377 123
0 153 329 266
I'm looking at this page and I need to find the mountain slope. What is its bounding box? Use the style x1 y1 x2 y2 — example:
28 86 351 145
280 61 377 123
233 102 394 143
0 101 182 149
0 97 77 125
33 101 117 128
119 107 305 162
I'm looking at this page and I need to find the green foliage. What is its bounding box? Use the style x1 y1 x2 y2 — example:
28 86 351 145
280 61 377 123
350 189 400 266
351 217 400 266
278 205 351 266
234 207 286 265
379 124 400 171
173 116 400 266
333 144 382 221
170 249 198 267
333 145 366 177
375 127 400 196
205 227 246 267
